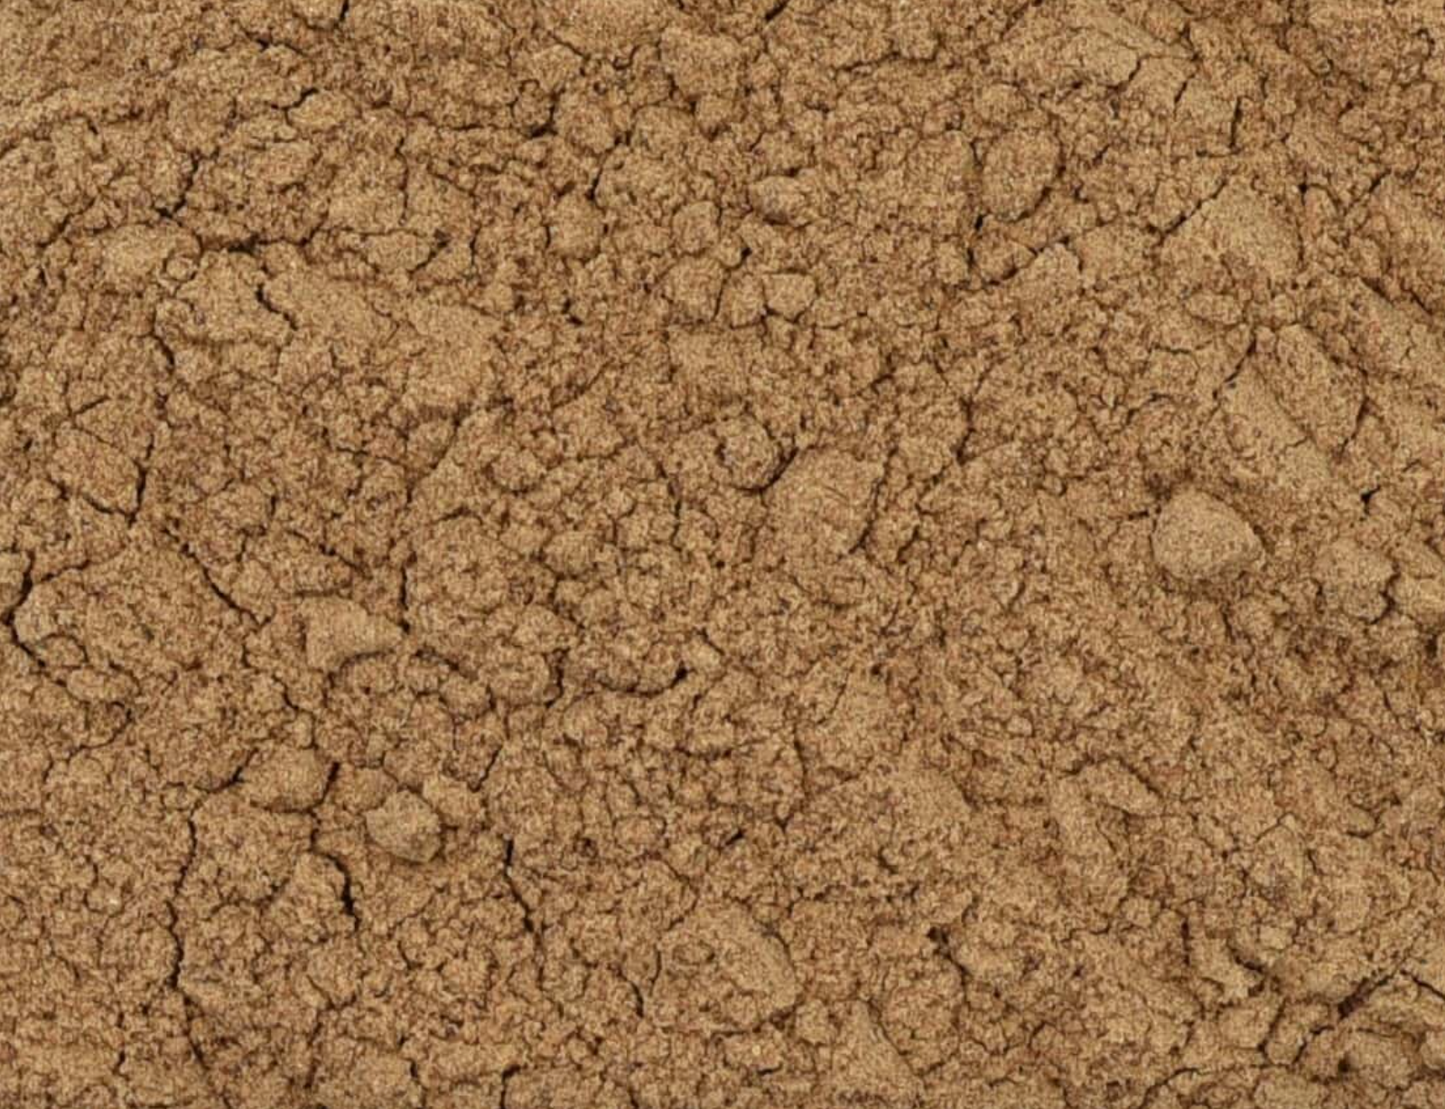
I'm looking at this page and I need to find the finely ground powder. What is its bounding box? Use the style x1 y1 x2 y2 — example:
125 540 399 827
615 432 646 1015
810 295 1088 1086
5 0 1445 1107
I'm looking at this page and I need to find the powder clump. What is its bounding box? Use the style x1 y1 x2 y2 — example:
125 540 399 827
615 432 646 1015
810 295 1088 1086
0 552 26 617
749 176 811 226
769 449 880 563
1152 490 1261 581
660 26 742 100
243 747 331 813
982 129 1060 221
1316 539 1394 621
549 192 604 261
366 789 442 864
302 598 403 673
831 1002 922 1101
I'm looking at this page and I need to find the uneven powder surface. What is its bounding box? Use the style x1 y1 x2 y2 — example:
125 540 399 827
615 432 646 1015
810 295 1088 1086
6 1 1445 1107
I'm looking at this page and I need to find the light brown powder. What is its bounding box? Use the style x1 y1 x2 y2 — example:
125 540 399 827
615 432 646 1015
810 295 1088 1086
5 1 1445 1107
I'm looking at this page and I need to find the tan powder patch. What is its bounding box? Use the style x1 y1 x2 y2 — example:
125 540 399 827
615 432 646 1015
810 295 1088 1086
5 2 1445 1107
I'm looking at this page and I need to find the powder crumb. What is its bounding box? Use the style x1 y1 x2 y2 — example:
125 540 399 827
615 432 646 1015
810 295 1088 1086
1315 539 1394 621
302 598 403 673
0 552 27 617
1167 178 1300 285
421 773 485 829
749 176 811 226
366 789 443 864
769 449 880 564
49 428 140 515
242 747 331 813
1422 1032 1445 1072
1152 489 1261 581
764 271 817 320
831 1002 921 1101
550 0 667 60
718 414 781 490
289 0 346 28
1392 574 1445 629
721 272 767 327
1079 761 1162 816
982 130 1061 221
660 26 742 100
673 200 720 255
665 256 726 322
317 1046 422 1108
549 192 604 261
1268 325 1364 451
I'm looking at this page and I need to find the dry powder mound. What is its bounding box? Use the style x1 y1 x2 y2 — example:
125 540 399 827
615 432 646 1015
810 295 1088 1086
8 1 1445 1107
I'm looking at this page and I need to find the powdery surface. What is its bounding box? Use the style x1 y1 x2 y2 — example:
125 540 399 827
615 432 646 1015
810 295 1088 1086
5 2 1445 1107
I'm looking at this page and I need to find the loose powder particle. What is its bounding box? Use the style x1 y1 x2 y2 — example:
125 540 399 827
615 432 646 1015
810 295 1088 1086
6 1 1445 1107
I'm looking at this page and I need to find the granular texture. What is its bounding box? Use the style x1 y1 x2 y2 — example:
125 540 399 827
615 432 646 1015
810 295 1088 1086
5 1 1445 1107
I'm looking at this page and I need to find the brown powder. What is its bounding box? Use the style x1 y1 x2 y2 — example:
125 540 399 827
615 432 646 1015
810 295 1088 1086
5 1 1445 1107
